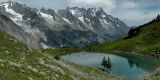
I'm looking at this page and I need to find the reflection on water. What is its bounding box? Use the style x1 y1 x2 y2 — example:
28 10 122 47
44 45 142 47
62 51 160 80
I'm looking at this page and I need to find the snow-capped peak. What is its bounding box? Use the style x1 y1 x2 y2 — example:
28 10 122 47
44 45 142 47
70 9 76 15
67 7 85 17
38 11 53 20
2 3 23 21
0 1 129 48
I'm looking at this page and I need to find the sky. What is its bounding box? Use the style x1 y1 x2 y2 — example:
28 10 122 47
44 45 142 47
0 0 160 27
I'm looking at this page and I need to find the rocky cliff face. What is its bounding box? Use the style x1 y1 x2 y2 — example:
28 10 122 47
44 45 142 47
0 1 129 48
0 13 40 48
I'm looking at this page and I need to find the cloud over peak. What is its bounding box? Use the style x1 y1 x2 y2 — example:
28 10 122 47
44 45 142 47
68 0 116 13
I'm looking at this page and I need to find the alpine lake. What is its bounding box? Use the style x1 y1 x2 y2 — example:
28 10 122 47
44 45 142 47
62 51 160 80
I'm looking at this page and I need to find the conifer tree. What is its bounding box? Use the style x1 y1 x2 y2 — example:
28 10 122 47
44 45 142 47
101 56 112 72
156 14 160 20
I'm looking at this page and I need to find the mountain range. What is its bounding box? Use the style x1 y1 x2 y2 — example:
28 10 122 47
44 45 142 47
0 1 160 80
0 1 129 49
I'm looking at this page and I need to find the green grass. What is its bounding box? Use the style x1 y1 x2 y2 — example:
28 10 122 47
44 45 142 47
0 31 123 80
86 21 160 54
42 48 81 56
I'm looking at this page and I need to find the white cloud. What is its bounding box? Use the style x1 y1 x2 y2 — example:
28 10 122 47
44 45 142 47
121 1 138 9
114 9 159 26
158 0 160 4
68 0 116 13
111 0 160 26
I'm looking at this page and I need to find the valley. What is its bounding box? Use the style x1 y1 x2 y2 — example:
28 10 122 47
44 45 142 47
43 15 160 80
0 1 160 80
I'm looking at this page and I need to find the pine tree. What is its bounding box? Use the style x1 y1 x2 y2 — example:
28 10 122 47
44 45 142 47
128 27 134 37
106 57 112 71
101 57 107 71
101 56 112 72
156 14 160 20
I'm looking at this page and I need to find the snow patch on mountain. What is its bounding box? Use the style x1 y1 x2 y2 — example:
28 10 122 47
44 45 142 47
86 18 90 22
41 43 50 49
63 18 71 24
3 3 23 21
102 14 106 18
70 10 76 15
2 3 35 34
78 17 84 22
38 11 53 20
117 24 120 27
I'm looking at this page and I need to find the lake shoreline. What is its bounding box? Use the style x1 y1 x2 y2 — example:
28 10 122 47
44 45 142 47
43 48 160 80
62 51 160 80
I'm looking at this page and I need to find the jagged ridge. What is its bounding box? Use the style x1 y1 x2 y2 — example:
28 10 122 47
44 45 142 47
0 1 129 48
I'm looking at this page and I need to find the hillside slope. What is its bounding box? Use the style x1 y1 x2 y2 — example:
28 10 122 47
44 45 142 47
0 31 122 80
0 13 40 48
85 16 160 80
88 18 160 57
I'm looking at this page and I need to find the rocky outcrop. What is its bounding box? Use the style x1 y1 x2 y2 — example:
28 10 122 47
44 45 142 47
0 14 40 48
